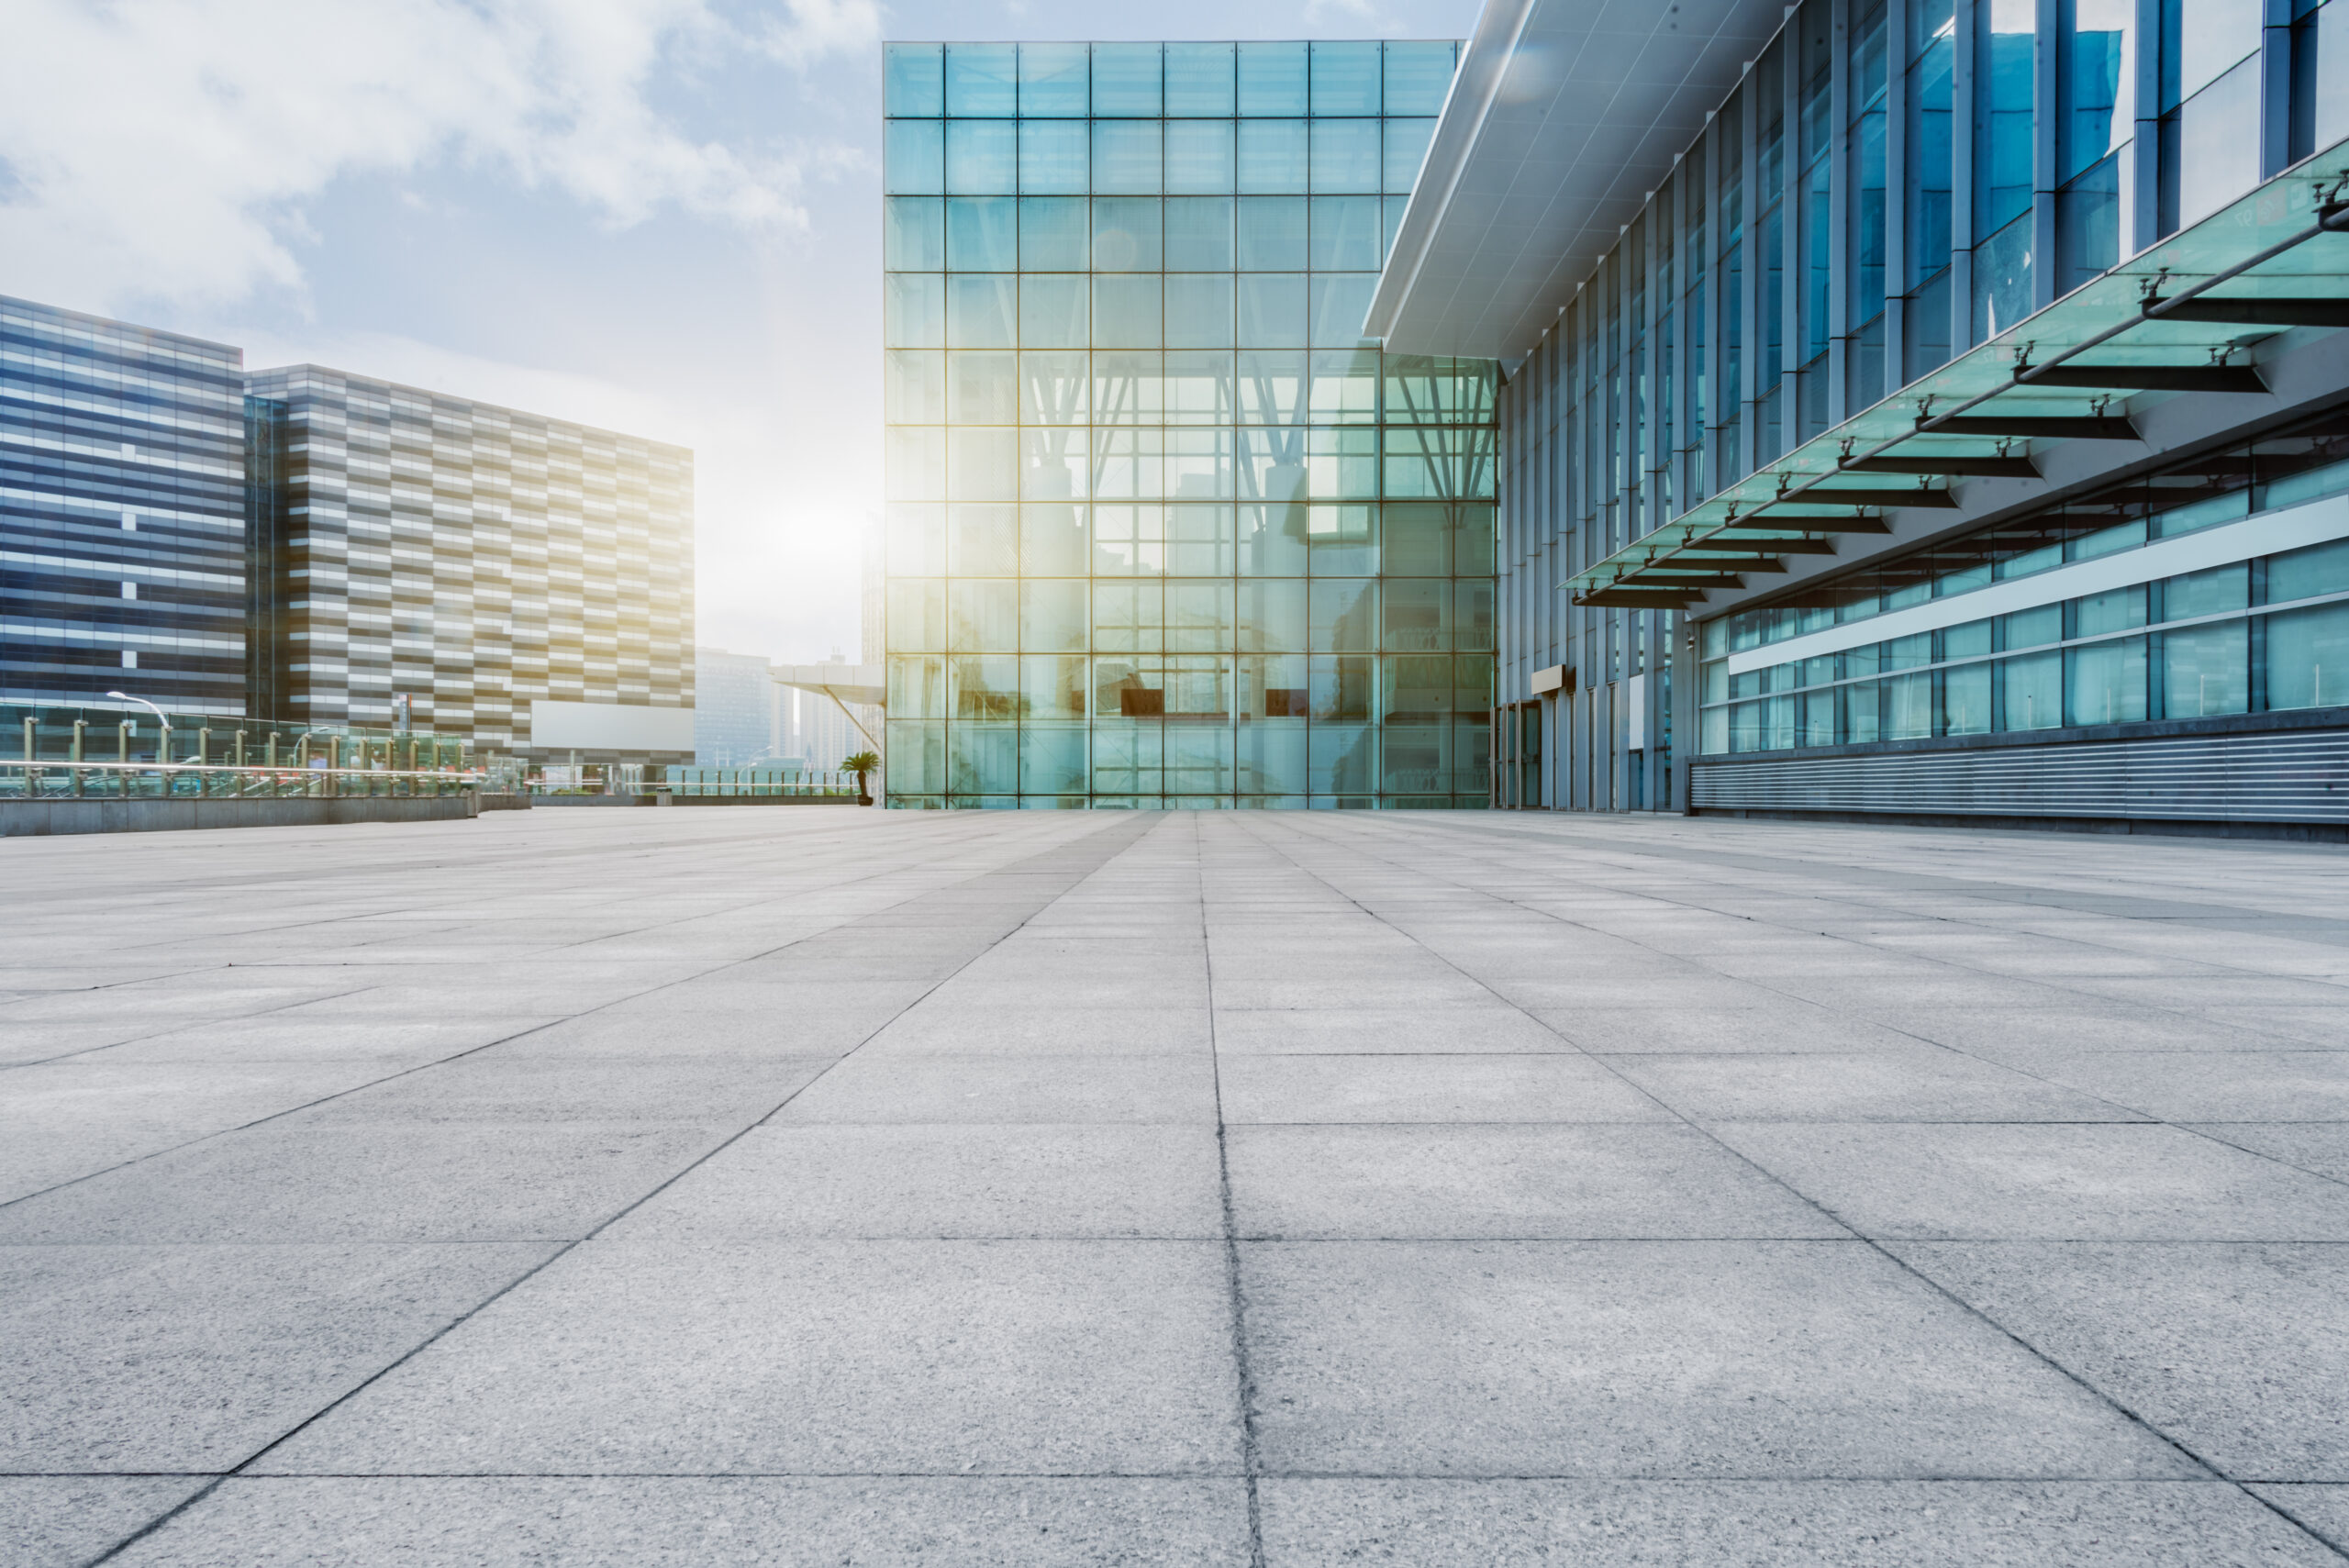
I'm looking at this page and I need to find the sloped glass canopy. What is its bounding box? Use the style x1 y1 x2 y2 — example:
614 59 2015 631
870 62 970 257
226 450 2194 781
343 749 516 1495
1567 139 2349 608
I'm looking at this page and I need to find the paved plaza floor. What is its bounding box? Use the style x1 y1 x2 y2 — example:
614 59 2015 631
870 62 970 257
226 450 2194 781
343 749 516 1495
3 806 2349 1564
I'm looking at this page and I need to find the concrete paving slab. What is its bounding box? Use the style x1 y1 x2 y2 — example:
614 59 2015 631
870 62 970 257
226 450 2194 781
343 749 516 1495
106 1476 1253 1568
774 1052 1219 1124
1897 1241 2349 1480
1226 1124 1849 1239
608 1124 1225 1240
0 1476 214 1568
1716 1123 2349 1240
0 1123 737 1243
1210 1006 1573 1054
0 1241 552 1471
253 1239 1242 1477
2252 1485 2349 1556
1538 1005 1929 1052
477 1008 884 1057
2189 1122 2349 1182
0 1061 399 1203
1610 1051 2145 1122
860 1003 1215 1055
1239 1239 2197 1478
1218 1052 1671 1123
1256 1479 2343 1566
287 1057 834 1125
2018 1051 2349 1121
69 1014 564 1065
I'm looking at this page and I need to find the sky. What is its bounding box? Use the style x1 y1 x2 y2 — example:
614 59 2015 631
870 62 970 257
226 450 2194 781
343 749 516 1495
0 0 1484 666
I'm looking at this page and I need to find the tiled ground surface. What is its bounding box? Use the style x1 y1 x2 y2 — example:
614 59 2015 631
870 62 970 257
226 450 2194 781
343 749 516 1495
3 806 2347 1565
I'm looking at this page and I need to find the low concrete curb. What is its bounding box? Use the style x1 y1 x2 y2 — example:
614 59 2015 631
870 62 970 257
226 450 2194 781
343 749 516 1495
0 795 479 837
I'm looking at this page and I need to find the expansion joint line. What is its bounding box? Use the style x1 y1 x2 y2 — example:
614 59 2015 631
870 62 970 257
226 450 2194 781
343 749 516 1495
1197 812 1269 1568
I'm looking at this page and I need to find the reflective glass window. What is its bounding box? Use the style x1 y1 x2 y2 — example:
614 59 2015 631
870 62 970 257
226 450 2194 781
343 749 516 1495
885 44 944 117
1239 41 1309 116
1167 122 1237 193
946 44 1018 116
1094 43 1165 116
1164 42 1234 116
1239 121 1309 193
946 121 1018 193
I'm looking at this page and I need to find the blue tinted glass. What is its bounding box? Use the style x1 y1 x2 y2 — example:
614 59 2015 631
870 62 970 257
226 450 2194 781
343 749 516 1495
945 43 1018 116
1239 120 1308 193
1093 42 1164 115
1019 42 1088 115
948 275 1017 348
1238 197 1308 268
1095 275 1164 349
1308 195 1382 269
885 197 945 270
946 197 1017 270
1167 275 1236 348
1382 41 1457 115
1019 121 1087 194
885 121 945 195
1239 274 1308 347
1166 42 1236 115
1309 273 1378 348
1093 121 1163 194
885 273 945 347
946 121 1017 194
1239 41 1308 116
1384 119 1436 194
1167 121 1237 194
1384 195 1408 261
1166 198 1236 270
1019 197 1088 270
1094 198 1163 271
885 44 944 117
1310 120 1381 192
1020 275 1088 349
1310 41 1382 114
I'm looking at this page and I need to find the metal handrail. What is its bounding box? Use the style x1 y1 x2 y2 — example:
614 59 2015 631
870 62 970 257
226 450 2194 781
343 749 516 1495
1 759 485 802
0 761 484 780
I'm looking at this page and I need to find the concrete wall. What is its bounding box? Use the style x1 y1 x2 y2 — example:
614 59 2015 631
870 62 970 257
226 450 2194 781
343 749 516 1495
0 795 479 837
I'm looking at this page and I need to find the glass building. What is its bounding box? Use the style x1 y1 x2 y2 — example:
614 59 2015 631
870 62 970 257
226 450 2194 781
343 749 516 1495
1 295 255 716
881 39 1497 808
695 646 777 765
243 365 696 767
1376 0 2349 830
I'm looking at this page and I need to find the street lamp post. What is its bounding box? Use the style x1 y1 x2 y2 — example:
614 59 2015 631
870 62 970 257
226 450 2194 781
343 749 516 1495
106 695 171 770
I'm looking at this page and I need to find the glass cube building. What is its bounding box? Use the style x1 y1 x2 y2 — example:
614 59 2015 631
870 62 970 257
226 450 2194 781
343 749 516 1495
881 40 1497 809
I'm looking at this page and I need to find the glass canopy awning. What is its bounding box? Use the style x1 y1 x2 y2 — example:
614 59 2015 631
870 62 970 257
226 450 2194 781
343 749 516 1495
1565 139 2349 610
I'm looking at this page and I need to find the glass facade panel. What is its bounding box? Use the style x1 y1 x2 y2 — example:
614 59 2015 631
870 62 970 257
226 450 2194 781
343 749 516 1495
885 39 1484 807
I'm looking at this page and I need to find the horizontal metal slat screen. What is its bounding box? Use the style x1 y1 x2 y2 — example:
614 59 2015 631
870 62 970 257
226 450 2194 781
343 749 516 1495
1690 732 2349 823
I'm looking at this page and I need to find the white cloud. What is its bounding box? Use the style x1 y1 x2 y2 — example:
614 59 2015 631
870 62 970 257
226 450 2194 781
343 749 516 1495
0 0 877 313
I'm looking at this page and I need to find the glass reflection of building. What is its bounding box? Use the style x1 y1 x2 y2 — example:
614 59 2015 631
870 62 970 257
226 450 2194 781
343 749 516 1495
881 40 1497 808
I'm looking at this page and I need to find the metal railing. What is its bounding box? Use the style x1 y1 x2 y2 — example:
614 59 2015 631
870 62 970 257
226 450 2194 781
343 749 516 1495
662 766 860 798
0 759 484 801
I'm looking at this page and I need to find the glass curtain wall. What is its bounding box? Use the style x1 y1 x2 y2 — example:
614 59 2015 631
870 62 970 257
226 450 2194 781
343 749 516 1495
884 39 1495 808
1494 0 2349 808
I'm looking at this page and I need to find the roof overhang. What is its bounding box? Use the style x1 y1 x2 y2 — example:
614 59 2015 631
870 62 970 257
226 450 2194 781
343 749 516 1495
773 664 885 707
1366 0 1787 364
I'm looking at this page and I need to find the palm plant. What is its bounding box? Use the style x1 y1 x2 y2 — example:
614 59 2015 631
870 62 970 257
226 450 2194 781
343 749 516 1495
841 750 880 806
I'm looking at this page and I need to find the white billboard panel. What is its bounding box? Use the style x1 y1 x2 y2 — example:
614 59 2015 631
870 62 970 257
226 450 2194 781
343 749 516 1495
528 700 696 751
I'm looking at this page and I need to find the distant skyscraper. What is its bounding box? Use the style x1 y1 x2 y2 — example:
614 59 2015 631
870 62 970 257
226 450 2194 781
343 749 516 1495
694 646 774 764
243 365 695 764
880 39 1497 808
1 295 258 715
